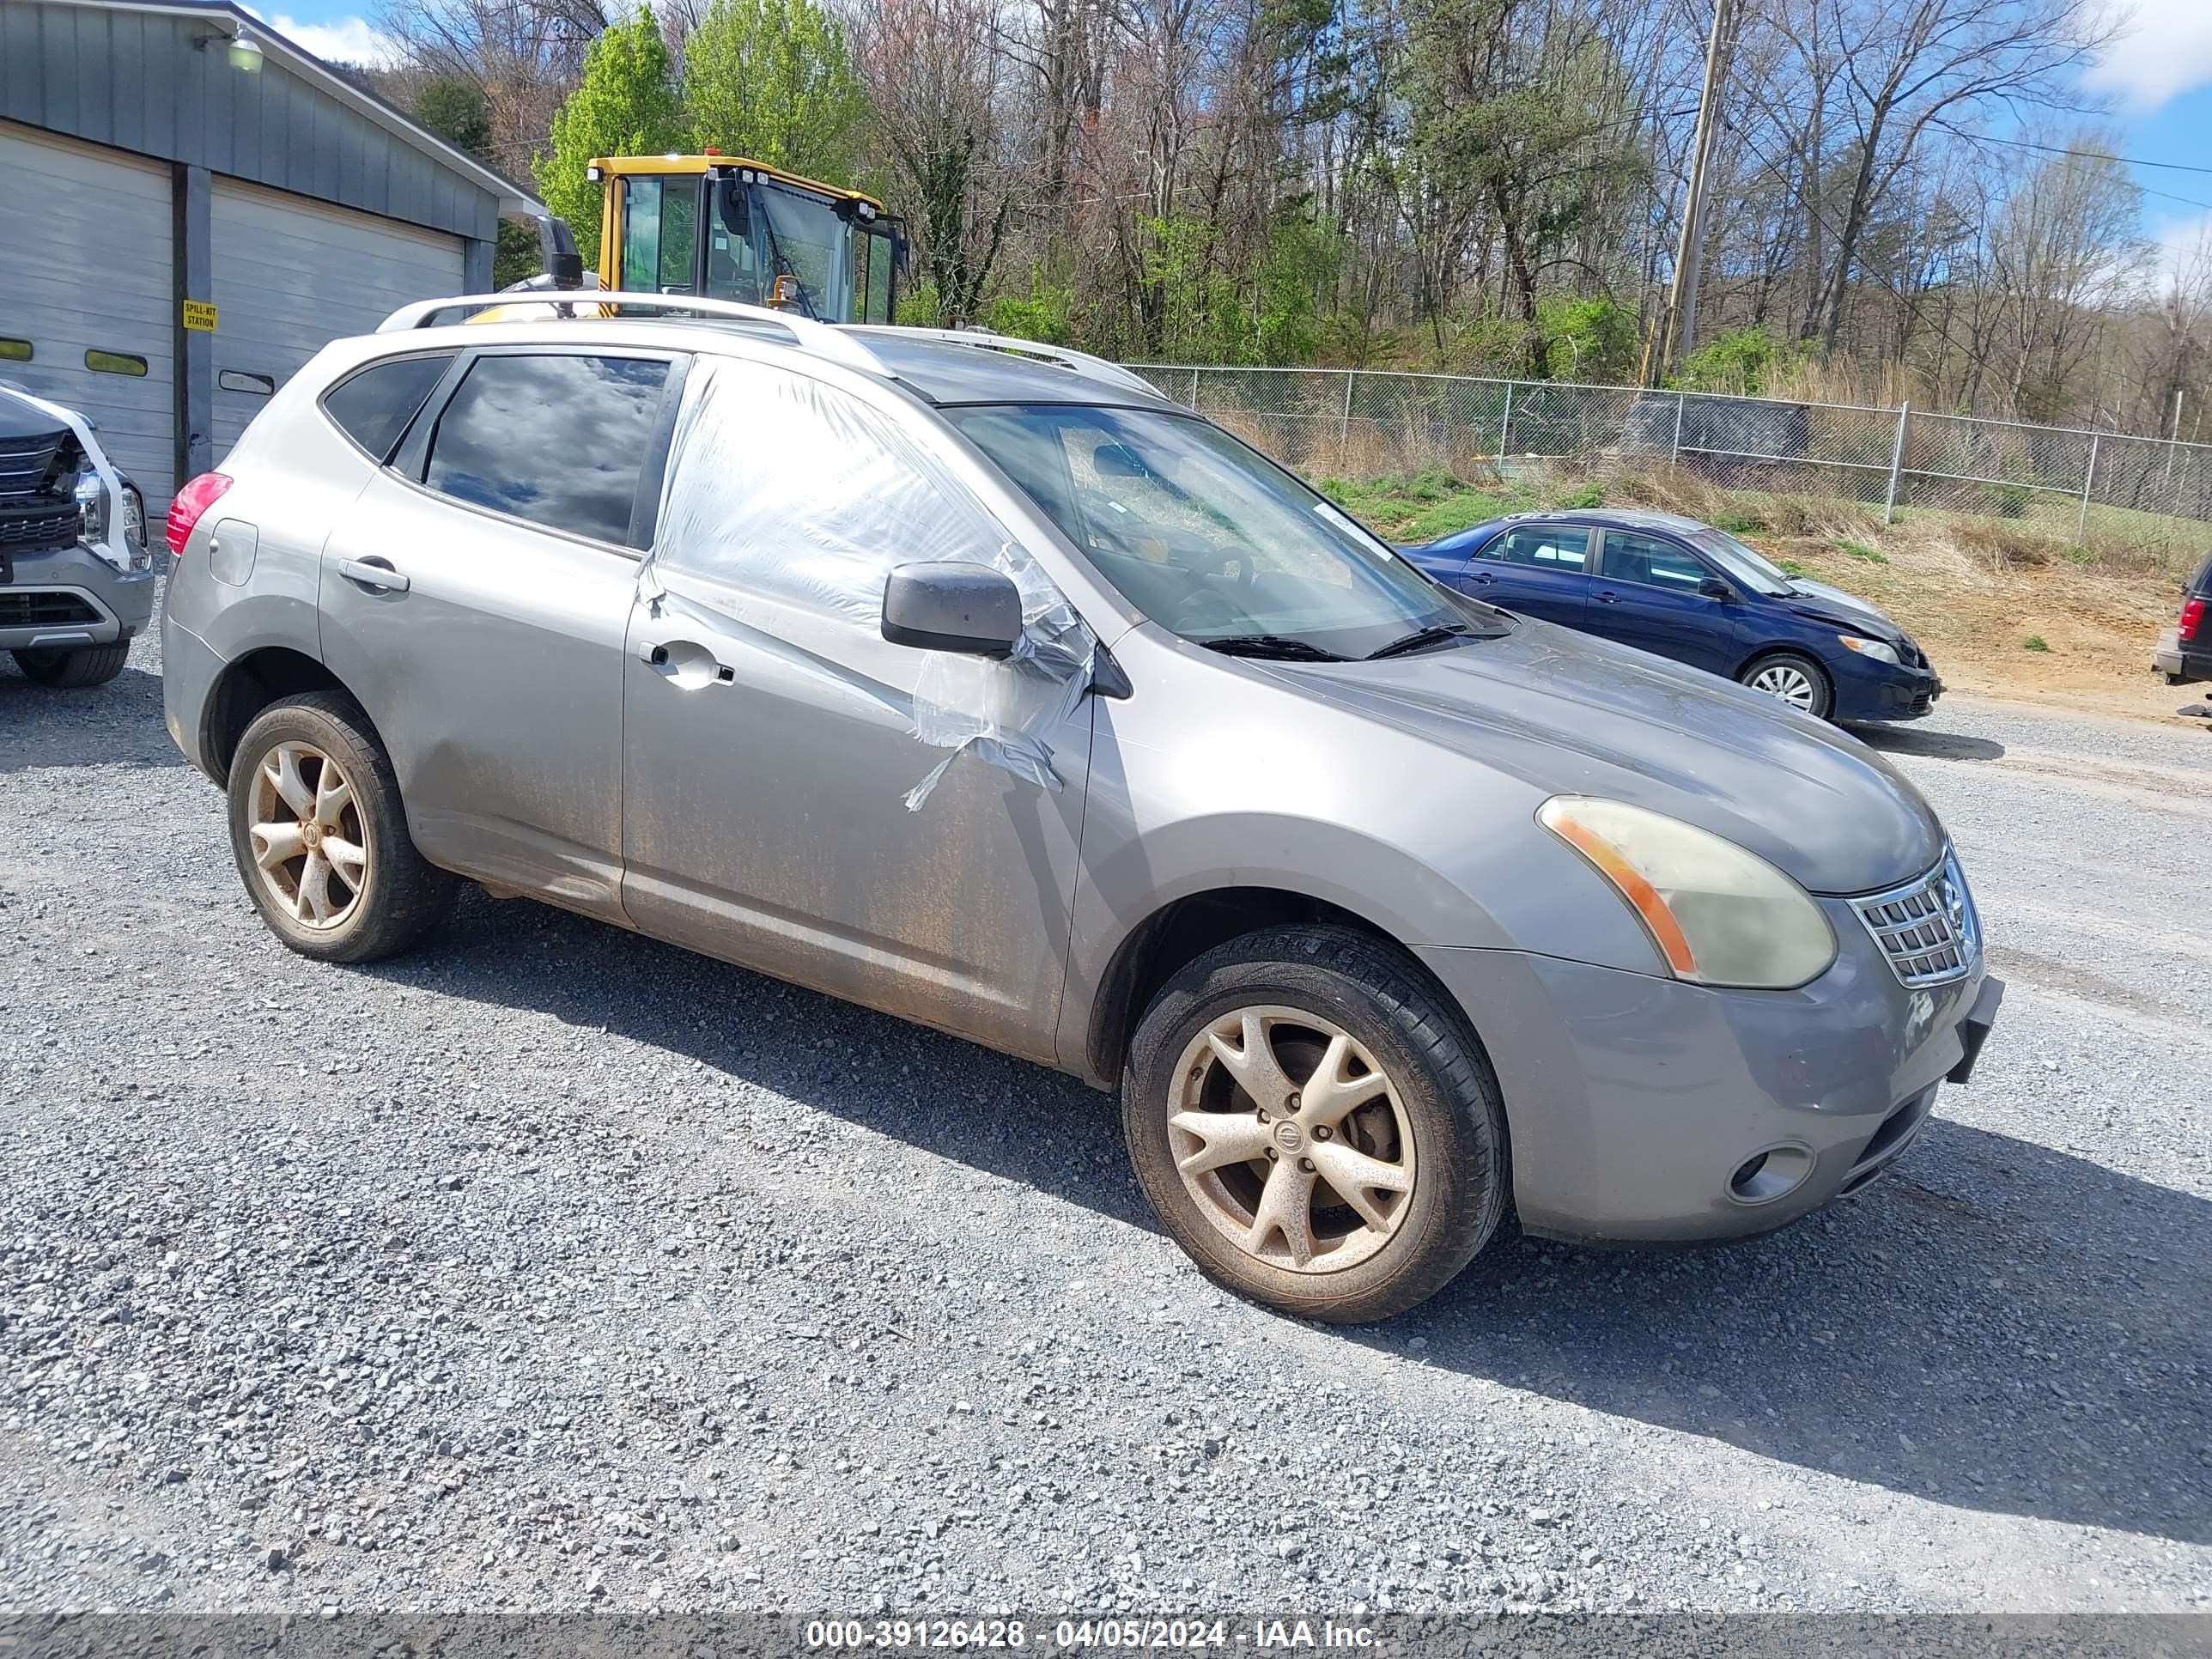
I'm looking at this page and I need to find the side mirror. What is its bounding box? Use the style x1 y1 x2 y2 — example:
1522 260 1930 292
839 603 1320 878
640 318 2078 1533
882 562 1024 658
1698 576 1736 602
537 214 586 291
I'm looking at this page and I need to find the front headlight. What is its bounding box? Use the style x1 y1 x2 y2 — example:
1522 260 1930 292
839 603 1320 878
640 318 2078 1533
120 482 149 569
75 470 109 547
1838 634 1899 665
1538 797 1837 989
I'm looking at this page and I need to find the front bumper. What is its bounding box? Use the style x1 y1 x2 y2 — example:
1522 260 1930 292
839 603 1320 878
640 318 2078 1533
1416 907 2000 1245
0 541 155 652
1832 650 1941 722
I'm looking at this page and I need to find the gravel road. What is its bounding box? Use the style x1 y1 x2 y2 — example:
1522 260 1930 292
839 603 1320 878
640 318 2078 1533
2 623 2207 1620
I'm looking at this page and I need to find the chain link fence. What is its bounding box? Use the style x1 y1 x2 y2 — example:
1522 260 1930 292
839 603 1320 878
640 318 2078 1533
1127 365 2212 557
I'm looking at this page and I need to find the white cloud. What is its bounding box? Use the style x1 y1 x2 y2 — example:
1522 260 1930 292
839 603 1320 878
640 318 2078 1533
2082 0 2212 110
242 8 400 68
2154 211 2212 284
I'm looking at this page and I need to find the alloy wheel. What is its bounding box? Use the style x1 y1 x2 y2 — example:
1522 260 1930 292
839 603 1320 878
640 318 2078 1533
246 740 369 930
1747 660 1818 710
1166 1006 1418 1273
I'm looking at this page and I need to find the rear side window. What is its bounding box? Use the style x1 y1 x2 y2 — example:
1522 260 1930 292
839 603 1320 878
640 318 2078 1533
325 354 454 463
422 354 670 546
1492 526 1589 569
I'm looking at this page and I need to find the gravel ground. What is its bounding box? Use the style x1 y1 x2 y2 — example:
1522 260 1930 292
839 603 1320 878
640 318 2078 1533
1 620 2207 1620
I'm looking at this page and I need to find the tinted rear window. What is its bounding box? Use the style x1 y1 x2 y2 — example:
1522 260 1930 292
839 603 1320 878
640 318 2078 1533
422 354 669 546
2194 555 2212 595
324 355 454 462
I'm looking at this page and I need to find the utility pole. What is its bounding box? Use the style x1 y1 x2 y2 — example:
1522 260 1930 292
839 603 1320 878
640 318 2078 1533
1656 0 1736 381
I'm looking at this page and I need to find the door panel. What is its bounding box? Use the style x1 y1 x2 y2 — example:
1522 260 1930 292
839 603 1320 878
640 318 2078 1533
1589 529 1735 672
318 349 677 918
1462 524 1593 629
320 472 638 919
621 569 1093 1060
619 358 1092 1060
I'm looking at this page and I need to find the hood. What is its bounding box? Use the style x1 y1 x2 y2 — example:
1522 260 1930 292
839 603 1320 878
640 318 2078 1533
0 386 73 448
1783 578 1900 638
1281 618 1943 895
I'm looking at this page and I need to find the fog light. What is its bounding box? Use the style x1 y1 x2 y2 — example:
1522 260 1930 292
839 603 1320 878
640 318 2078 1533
1729 1143 1814 1205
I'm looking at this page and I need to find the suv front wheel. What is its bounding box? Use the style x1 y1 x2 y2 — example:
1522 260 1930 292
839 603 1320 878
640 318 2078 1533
227 692 458 963
1122 925 1510 1322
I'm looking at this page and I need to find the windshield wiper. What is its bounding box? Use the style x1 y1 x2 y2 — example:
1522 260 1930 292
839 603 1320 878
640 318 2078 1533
1365 622 1478 659
1198 634 1347 662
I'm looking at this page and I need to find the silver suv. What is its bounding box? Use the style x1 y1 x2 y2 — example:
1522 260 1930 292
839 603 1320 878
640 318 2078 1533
160 296 2003 1322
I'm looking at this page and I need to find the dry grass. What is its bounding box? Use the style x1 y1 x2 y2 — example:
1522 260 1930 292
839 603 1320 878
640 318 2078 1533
1949 518 2053 568
1600 463 1881 541
1737 513 2188 723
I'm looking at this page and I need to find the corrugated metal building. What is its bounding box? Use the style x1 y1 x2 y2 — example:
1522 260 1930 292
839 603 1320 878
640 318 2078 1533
0 0 542 511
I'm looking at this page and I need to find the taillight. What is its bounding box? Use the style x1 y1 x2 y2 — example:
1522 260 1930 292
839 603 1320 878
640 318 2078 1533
165 471 233 559
2181 597 2205 643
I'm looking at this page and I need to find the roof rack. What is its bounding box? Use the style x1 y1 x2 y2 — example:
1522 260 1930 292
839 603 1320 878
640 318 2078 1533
873 326 1159 396
374 292 896 380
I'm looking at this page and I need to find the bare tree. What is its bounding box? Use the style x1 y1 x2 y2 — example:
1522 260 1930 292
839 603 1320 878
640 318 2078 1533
853 0 1022 326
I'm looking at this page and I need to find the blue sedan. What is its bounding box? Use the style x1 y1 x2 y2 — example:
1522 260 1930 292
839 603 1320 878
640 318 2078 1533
1403 507 1942 723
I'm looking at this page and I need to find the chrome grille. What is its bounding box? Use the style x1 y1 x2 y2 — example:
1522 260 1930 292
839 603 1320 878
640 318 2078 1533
1854 851 1978 988
0 434 63 495
0 506 77 550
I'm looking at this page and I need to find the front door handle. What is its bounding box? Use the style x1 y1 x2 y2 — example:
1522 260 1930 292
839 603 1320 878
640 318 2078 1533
637 637 734 685
337 557 410 593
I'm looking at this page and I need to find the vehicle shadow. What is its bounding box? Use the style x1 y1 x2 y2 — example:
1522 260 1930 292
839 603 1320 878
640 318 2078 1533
386 894 2211 1549
1851 723 2008 762
0 665 180 775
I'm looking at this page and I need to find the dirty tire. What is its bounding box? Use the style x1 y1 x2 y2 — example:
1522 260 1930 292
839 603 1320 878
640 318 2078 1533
1122 925 1510 1324
13 642 131 688
1738 649 1834 720
227 691 458 963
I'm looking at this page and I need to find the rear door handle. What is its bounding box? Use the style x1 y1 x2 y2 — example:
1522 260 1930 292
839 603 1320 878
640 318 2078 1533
1467 570 1497 584
1594 589 1620 603
337 557 410 593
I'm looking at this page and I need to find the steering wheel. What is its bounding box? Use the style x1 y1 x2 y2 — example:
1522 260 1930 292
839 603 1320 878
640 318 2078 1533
1170 583 1241 632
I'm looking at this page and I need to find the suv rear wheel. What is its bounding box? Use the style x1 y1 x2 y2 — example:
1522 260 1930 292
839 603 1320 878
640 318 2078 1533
13 642 131 688
227 692 458 963
1121 925 1510 1322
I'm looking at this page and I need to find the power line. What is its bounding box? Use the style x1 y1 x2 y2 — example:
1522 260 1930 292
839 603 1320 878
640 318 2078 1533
1934 124 2212 178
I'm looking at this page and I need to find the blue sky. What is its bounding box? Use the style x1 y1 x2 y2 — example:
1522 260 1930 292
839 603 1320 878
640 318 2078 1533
258 0 2212 269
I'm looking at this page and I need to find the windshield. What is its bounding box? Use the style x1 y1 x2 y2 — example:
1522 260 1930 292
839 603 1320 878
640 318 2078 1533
752 185 852 321
1691 526 1796 596
950 404 1497 659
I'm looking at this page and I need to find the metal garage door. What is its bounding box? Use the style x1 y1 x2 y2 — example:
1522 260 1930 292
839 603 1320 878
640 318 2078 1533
0 120 176 512
210 178 465 455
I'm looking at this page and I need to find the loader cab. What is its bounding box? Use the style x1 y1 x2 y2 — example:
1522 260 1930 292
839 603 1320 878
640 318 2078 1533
594 155 898 325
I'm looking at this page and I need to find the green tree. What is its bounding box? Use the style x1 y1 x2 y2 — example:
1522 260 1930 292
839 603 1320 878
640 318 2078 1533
538 8 684 264
410 76 495 162
410 77 538 288
684 0 865 180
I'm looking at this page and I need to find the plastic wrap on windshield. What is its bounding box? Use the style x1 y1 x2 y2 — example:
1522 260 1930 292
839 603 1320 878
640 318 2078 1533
648 357 1095 809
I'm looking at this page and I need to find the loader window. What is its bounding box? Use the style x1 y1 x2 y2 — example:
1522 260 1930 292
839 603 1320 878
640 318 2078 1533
619 176 698 295
860 228 893 325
